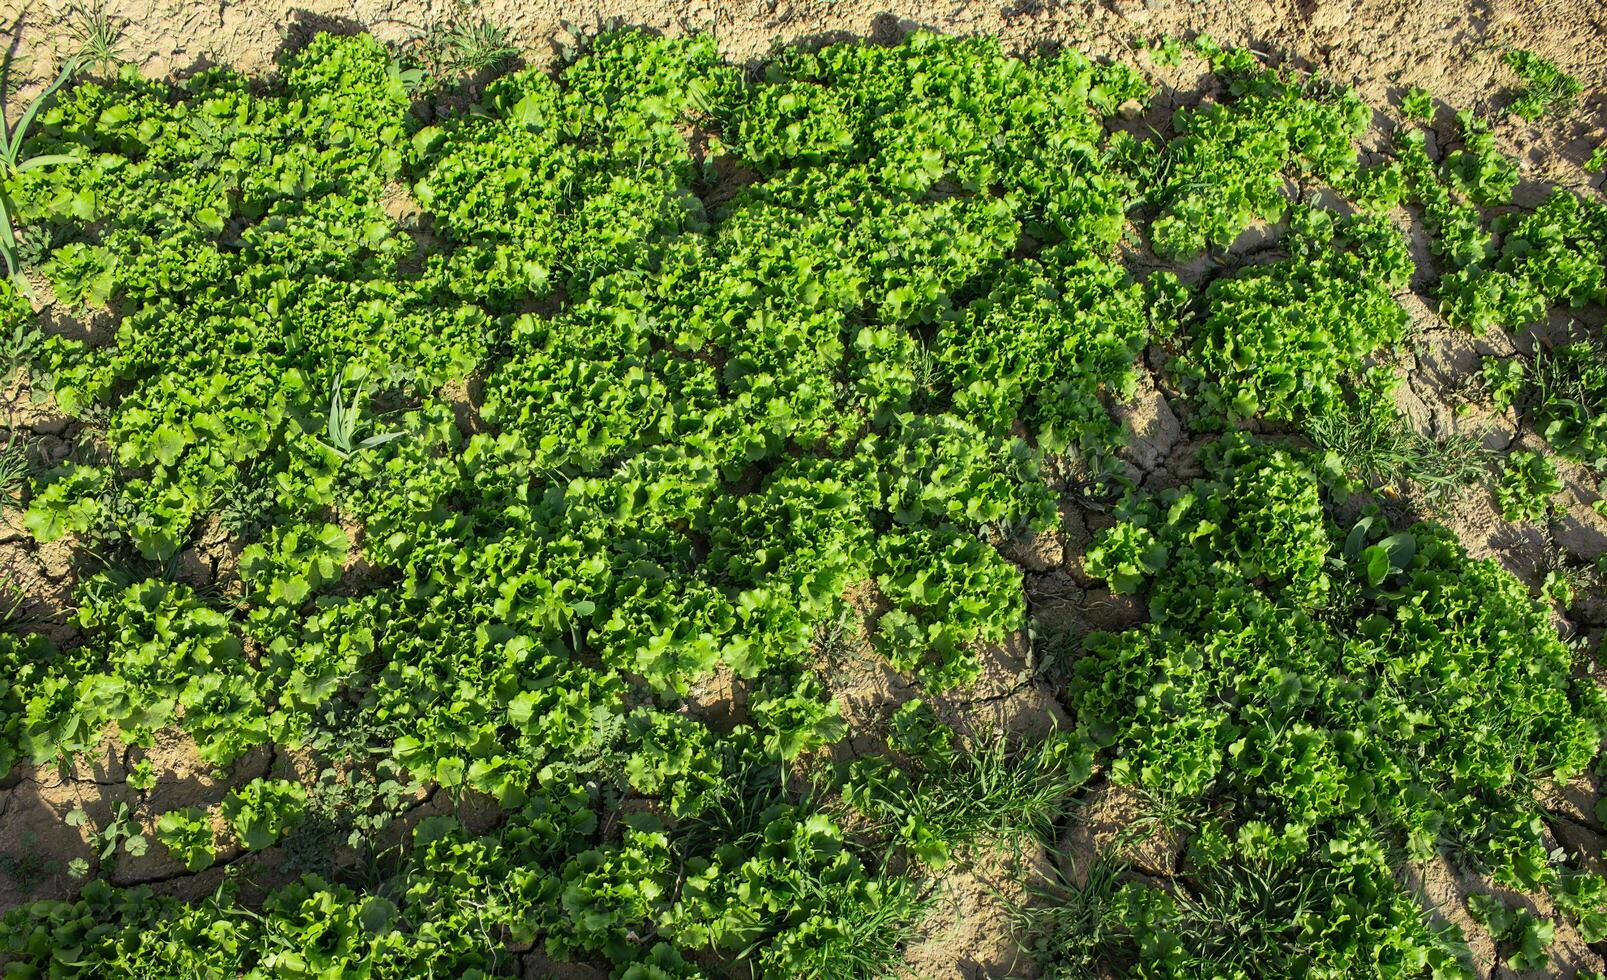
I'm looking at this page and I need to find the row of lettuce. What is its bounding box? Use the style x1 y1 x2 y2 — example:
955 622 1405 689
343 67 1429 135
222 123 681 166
0 27 1603 979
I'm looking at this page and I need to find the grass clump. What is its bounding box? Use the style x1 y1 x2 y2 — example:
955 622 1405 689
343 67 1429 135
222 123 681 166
1308 381 1492 512
1504 49 1582 121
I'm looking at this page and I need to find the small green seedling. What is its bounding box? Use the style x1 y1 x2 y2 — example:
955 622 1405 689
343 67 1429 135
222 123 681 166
1495 450 1562 522
155 807 216 871
1399 86 1433 125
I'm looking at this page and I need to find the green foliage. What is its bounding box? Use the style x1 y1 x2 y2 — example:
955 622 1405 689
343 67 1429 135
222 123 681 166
406 1 520 85
154 807 215 872
732 31 1146 239
1469 894 1554 970
870 414 1056 532
22 462 105 548
239 522 349 606
1146 36 1184 68
750 672 848 762
281 700 421 865
65 802 148 879
887 698 955 767
320 368 406 459
0 278 41 383
1397 114 1604 334
1399 85 1433 124
19 577 260 764
1441 190 1607 333
0 435 33 515
0 632 54 774
934 252 1149 459
1067 436 1604 973
871 526 1024 690
1140 858 1464 977
0 815 604 975
1525 342 1607 469
1549 870 1607 943
1442 111 1520 207
1182 207 1411 423
1394 128 1487 268
1016 858 1130 976
221 778 309 851
3 21 1606 979
1085 521 1168 595
1148 59 1369 257
1503 49 1581 121
623 708 723 817
1482 356 1526 410
0 36 98 285
1495 449 1563 521
549 805 926 976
